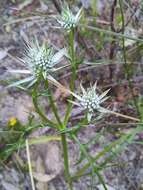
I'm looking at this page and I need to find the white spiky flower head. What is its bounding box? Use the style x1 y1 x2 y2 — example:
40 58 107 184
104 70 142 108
71 82 110 122
8 39 67 88
24 40 67 79
57 4 82 31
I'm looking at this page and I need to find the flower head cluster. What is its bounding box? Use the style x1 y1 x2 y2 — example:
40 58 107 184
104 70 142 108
8 40 66 88
71 83 110 121
57 5 82 30
24 40 66 79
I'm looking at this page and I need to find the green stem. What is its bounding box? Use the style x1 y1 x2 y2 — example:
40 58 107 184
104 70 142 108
69 28 76 86
32 81 56 127
72 131 130 180
72 134 107 190
45 80 72 189
62 28 77 190
61 133 73 190
45 79 63 128
119 0 140 118
64 28 76 126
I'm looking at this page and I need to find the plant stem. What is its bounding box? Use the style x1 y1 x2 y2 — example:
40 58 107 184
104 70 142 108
119 0 141 118
72 134 107 190
45 79 63 128
32 81 56 127
45 80 72 189
61 133 73 190
62 28 76 189
64 28 76 126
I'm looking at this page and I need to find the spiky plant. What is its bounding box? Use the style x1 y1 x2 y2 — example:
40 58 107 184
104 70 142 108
8 40 66 87
57 5 82 31
71 82 110 121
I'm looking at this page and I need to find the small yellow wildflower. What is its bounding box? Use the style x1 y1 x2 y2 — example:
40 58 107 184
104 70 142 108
9 117 17 127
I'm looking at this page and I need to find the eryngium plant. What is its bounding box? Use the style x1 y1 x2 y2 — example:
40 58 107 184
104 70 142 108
8 40 66 87
71 83 110 121
57 5 82 30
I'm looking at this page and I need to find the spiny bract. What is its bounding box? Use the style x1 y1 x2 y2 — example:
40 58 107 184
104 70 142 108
24 41 63 78
71 83 110 121
8 39 66 88
57 5 82 30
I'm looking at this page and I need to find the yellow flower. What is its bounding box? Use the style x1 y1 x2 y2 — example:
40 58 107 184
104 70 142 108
9 117 17 127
